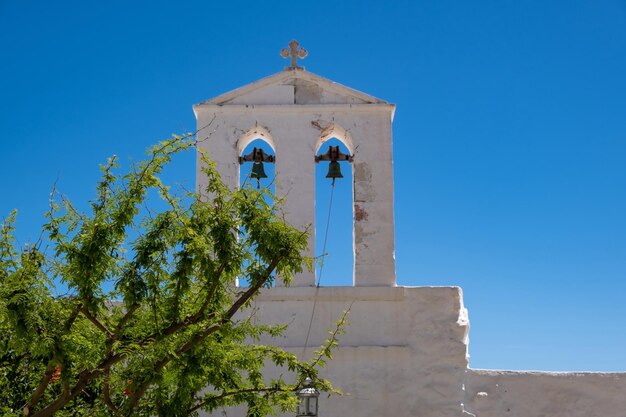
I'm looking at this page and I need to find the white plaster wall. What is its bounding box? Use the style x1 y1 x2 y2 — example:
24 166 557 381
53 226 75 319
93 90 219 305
202 286 626 417
201 286 470 417
464 369 626 417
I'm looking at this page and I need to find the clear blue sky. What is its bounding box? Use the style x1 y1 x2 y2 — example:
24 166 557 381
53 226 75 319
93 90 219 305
2 0 625 372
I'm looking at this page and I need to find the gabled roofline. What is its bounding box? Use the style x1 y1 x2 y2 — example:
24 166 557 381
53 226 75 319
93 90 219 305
194 69 390 107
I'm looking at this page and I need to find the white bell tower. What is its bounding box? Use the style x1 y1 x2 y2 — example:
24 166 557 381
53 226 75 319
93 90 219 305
194 40 396 287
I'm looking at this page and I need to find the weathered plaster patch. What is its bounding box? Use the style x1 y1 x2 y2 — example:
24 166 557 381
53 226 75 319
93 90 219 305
354 161 373 181
355 204 368 221
292 79 323 104
311 119 332 134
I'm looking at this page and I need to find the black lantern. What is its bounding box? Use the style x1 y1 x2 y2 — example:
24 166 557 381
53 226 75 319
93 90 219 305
296 377 319 417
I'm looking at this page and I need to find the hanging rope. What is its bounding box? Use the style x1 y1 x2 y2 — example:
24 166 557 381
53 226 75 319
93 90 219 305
302 181 336 358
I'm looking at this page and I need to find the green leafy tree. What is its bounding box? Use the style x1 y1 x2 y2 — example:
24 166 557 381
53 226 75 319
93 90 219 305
0 136 345 417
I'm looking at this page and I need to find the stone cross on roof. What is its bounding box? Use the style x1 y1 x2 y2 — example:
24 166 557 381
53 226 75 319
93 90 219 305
280 39 308 70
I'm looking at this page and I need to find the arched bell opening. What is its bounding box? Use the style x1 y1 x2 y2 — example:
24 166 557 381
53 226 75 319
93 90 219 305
315 137 354 286
238 138 276 191
238 137 277 287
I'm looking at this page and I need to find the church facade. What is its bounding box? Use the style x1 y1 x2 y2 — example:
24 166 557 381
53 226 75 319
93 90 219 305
193 47 626 417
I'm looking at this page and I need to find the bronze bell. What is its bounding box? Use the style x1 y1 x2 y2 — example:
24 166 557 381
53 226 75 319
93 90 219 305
250 161 267 189
240 147 275 189
316 145 353 185
250 161 268 180
326 161 343 180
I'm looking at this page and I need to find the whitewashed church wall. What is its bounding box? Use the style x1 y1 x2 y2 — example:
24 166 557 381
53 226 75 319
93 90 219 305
463 369 626 417
202 286 470 417
203 285 626 417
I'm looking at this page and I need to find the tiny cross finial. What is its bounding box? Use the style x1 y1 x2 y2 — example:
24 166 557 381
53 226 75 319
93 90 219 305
280 39 308 71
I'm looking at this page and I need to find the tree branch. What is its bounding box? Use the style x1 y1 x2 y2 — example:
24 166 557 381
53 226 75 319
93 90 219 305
125 257 282 413
188 386 289 414
25 300 81 413
23 360 56 416
310 306 351 370
112 303 139 341
102 369 121 416
81 305 113 338
30 368 103 417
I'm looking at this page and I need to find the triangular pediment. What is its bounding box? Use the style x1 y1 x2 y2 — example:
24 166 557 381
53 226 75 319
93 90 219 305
196 70 388 106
